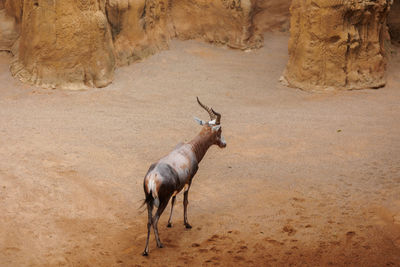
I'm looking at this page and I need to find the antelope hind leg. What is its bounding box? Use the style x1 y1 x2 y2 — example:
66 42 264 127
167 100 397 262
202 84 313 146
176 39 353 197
142 201 153 256
167 195 176 227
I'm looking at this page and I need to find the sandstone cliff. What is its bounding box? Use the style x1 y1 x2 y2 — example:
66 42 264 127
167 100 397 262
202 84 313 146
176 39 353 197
9 1 115 89
106 0 171 66
253 0 291 33
0 0 266 89
0 9 18 52
283 0 392 91
388 0 400 45
0 0 21 52
3 0 23 23
0 0 396 90
170 0 263 49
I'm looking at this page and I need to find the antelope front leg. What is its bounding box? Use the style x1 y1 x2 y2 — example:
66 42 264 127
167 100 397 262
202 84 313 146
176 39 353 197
183 188 192 229
167 195 176 227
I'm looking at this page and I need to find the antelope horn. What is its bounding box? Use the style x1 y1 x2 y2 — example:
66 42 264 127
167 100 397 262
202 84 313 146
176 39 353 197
196 97 216 121
211 108 221 125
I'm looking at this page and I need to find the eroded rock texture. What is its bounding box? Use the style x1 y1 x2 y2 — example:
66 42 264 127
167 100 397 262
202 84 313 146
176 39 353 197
0 0 21 52
0 9 18 51
0 0 394 91
10 0 115 89
284 0 391 91
253 0 291 33
170 0 263 49
388 0 400 45
106 0 171 66
3 0 23 23
0 0 267 89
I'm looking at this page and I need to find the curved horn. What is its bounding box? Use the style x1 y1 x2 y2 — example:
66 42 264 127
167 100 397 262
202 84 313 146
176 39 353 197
197 97 216 121
211 108 221 125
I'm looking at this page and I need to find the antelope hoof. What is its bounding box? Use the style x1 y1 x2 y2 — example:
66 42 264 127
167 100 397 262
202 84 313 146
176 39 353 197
157 243 164 248
142 251 148 256
167 223 172 228
185 223 192 229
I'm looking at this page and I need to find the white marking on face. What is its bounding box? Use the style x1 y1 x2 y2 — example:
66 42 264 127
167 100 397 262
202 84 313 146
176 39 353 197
209 119 216 125
220 134 226 145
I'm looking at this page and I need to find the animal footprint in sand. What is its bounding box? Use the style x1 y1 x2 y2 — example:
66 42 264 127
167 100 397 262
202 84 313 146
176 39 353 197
282 225 297 236
264 238 284 246
346 231 356 243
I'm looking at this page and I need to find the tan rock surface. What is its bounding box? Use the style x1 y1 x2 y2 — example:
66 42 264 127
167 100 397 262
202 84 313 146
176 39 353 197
2 0 269 89
10 0 115 90
0 9 19 52
3 0 23 22
253 0 291 33
170 0 263 49
1 0 394 91
106 0 171 66
388 0 400 45
284 0 391 91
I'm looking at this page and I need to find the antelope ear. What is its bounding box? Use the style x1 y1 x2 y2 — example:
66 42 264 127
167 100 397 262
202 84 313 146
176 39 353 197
194 117 206 125
212 125 221 132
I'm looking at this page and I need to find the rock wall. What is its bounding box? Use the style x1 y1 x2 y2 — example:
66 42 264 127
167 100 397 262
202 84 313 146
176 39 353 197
388 0 400 45
253 0 291 33
3 0 23 22
0 9 18 52
10 0 116 89
0 0 21 52
0 0 267 89
170 0 263 49
283 0 392 91
106 0 171 66
0 0 394 91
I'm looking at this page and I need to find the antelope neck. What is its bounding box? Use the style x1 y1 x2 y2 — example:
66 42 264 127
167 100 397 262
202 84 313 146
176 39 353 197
189 128 214 162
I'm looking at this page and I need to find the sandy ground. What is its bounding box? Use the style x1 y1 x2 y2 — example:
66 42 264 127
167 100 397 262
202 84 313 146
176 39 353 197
1 33 400 266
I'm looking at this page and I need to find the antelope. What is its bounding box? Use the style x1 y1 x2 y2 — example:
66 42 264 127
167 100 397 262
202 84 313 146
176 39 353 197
142 97 226 256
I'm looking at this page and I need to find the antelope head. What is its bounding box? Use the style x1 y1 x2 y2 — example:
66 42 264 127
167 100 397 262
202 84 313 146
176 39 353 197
194 97 227 148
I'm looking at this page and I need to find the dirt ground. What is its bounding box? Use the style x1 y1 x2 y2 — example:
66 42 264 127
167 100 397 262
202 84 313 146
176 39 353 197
1 33 400 266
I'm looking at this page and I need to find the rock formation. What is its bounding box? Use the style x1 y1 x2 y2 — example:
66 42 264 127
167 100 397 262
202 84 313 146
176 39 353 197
0 0 396 90
388 0 400 45
170 0 263 49
3 0 23 23
106 0 171 66
0 9 18 52
9 1 115 89
252 0 291 33
0 0 267 89
0 0 21 53
283 0 392 91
